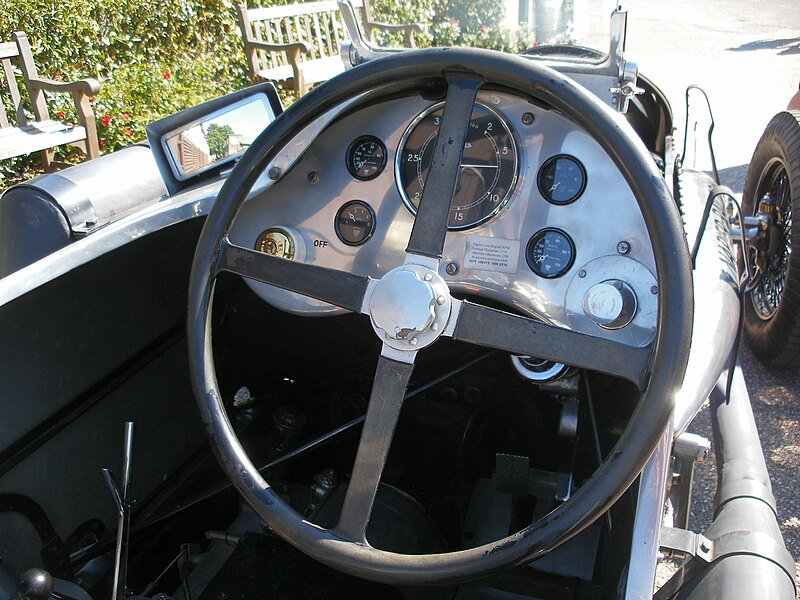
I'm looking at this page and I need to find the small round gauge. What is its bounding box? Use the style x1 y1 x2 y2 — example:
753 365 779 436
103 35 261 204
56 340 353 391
526 228 576 278
397 102 518 230
537 155 587 205
255 228 296 259
346 136 387 181
335 200 376 246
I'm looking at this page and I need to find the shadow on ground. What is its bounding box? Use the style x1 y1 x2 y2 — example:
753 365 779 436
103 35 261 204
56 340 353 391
727 37 800 55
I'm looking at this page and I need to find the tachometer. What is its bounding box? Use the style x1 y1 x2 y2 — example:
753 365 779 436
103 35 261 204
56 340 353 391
396 102 517 230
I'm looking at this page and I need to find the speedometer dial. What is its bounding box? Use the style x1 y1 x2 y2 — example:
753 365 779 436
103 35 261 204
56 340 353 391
396 102 517 230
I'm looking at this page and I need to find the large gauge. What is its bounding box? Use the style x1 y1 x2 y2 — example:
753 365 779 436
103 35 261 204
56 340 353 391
396 102 518 230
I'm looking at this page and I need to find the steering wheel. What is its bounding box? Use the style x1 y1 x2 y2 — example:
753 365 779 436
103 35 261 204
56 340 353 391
187 48 692 585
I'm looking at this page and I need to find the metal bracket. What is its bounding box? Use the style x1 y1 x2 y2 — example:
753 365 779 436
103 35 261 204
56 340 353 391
610 61 644 113
656 527 798 599
669 433 710 529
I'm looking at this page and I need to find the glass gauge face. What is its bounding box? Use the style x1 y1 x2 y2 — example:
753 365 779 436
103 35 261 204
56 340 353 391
537 155 587 205
397 103 518 230
526 228 575 278
335 200 376 246
346 136 387 180
255 228 295 259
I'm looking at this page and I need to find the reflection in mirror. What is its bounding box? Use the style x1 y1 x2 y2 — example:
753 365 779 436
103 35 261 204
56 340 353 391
164 94 275 180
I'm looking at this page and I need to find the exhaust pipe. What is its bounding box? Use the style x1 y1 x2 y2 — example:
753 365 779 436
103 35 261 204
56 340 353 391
664 366 796 600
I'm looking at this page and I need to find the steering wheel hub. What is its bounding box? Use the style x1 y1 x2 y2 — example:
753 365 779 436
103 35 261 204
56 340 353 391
367 264 452 351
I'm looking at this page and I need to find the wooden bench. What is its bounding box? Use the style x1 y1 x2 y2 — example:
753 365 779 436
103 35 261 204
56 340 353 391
1 31 100 169
236 0 422 97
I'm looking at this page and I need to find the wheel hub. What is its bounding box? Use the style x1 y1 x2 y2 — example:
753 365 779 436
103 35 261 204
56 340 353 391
368 265 452 351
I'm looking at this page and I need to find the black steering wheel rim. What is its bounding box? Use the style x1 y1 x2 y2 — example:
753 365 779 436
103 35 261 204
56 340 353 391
187 47 692 586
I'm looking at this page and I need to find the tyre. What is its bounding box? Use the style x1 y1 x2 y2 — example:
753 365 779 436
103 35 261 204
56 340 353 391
742 110 800 368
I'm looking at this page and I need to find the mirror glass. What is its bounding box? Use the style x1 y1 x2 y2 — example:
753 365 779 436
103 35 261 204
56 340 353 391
164 94 275 179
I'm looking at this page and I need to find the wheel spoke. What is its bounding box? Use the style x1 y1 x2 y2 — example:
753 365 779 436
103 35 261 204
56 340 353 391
449 301 651 389
334 353 415 543
405 76 482 260
216 237 370 313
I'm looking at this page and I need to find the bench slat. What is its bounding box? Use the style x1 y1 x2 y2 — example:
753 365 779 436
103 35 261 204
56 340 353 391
0 42 18 60
0 123 87 160
256 55 344 87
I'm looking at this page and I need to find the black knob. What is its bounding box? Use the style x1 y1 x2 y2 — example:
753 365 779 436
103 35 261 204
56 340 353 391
16 568 53 600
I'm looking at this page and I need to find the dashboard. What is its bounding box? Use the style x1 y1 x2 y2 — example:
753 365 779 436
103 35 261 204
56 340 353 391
228 90 659 350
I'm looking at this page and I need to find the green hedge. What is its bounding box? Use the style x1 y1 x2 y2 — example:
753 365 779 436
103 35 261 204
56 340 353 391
0 0 250 182
1 0 525 183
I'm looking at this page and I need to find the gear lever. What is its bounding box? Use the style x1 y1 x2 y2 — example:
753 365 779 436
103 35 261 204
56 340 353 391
102 422 135 600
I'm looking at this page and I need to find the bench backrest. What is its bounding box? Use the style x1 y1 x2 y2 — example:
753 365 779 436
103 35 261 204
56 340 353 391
237 0 355 79
0 32 49 130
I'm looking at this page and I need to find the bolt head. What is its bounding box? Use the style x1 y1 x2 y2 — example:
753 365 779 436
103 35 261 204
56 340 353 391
617 241 631 255
445 262 459 276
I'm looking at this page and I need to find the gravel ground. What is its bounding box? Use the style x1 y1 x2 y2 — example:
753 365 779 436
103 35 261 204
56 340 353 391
679 341 800 595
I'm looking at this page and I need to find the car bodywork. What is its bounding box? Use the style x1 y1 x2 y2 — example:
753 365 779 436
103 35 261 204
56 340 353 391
0 4 795 600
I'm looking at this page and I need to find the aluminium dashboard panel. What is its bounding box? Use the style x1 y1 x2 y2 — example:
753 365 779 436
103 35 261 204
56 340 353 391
227 90 658 347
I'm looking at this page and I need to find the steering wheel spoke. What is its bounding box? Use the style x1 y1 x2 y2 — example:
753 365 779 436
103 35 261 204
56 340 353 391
216 237 370 313
334 352 415 543
449 300 652 388
405 76 482 261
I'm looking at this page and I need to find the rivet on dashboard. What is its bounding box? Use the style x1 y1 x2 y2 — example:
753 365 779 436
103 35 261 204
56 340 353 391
424 273 432 281
616 241 631 255
578 269 587 278
410 338 418 346
437 296 446 305
307 171 319 184
521 112 535 125
651 286 659 295
268 167 282 180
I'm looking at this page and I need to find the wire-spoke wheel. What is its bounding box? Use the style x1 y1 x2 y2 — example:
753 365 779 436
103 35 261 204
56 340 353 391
743 110 800 367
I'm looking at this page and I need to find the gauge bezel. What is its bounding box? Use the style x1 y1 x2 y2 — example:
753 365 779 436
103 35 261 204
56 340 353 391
537 154 587 206
394 101 519 231
346 135 387 181
525 227 576 279
334 200 377 246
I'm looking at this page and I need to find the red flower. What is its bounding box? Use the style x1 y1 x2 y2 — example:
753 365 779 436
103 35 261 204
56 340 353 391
123 128 133 137
121 113 130 121
100 115 111 127
89 97 96 104
99 140 104 148
477 25 488 35
56 111 65 119
163 69 171 80
450 18 459 26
